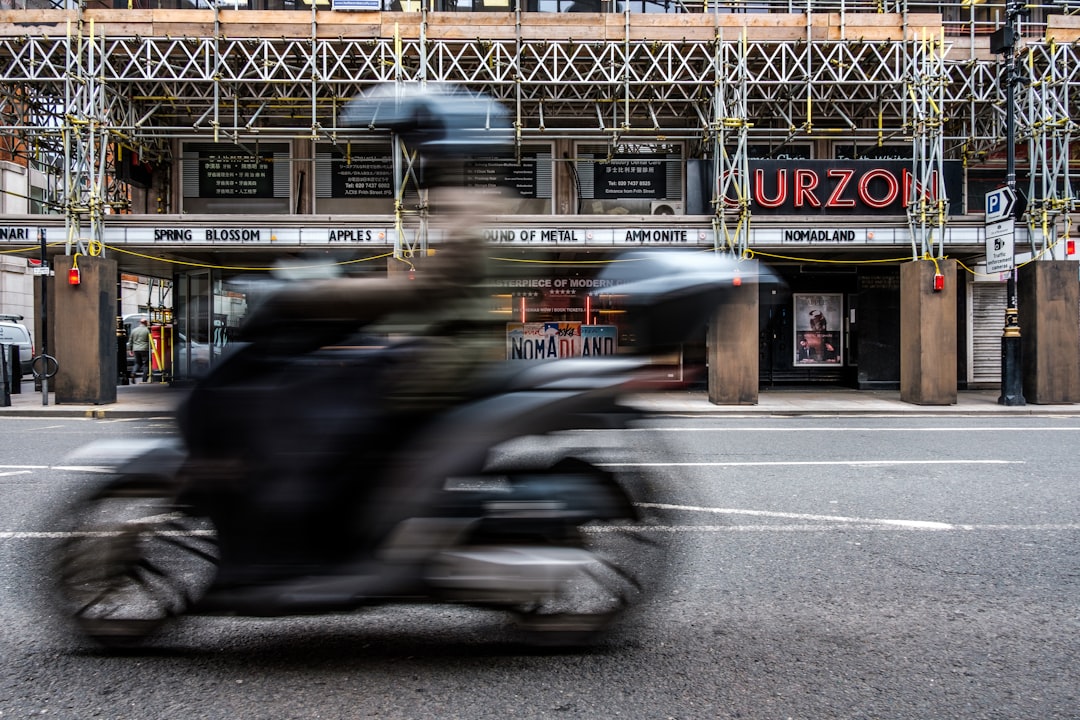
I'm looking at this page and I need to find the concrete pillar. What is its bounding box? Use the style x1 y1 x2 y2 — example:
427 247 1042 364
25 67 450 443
707 261 760 405
1018 260 1080 404
900 259 956 405
52 254 118 405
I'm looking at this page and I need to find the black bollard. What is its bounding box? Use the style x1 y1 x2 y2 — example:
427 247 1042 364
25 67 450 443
9 344 21 394
1 344 9 407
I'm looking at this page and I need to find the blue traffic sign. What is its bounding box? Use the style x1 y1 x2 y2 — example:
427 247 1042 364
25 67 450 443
985 186 1016 223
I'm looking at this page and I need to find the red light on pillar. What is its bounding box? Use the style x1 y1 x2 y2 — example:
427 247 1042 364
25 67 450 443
933 273 944 292
1067 239 1076 256
732 275 742 287
67 267 81 286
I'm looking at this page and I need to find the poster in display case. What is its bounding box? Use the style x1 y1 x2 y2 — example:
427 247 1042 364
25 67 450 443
793 293 843 366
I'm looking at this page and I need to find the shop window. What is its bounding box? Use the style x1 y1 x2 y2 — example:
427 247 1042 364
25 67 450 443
463 146 553 214
29 185 55 215
315 141 397 215
313 142 552 214
574 143 683 215
181 142 291 214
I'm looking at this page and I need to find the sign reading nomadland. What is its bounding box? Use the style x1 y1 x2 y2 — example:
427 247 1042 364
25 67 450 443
507 323 618 361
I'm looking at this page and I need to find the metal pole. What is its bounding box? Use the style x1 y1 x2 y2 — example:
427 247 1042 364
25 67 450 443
39 228 49 406
998 0 1025 406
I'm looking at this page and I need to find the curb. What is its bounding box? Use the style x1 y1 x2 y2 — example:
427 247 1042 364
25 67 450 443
0 407 177 419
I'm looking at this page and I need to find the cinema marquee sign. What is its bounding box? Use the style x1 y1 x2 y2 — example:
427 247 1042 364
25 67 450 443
738 160 963 216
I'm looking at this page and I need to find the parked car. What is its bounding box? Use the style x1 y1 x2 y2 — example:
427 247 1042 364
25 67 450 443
0 314 33 378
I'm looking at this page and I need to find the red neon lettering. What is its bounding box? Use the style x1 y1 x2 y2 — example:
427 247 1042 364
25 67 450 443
858 168 899 208
825 168 857 208
753 169 787 208
793 169 821 208
902 168 941 207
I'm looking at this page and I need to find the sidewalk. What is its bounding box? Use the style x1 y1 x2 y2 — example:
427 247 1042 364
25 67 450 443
4 380 1080 418
0 381 185 419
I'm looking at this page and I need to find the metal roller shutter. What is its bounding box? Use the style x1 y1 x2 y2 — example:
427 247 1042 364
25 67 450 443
970 282 1007 385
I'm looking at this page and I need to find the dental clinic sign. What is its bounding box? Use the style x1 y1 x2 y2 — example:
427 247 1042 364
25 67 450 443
736 160 963 216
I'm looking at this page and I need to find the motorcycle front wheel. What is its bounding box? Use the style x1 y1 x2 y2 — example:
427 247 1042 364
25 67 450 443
500 461 669 646
51 476 219 648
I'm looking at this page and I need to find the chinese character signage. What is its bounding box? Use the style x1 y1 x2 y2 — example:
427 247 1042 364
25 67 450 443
198 151 276 198
793 294 843 366
593 155 667 199
325 151 393 199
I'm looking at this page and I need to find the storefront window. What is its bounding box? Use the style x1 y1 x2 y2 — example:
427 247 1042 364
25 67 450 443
463 147 553 214
574 143 683 215
181 142 291 215
315 141 397 215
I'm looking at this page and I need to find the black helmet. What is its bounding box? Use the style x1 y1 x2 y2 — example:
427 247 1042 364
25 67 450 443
341 82 512 159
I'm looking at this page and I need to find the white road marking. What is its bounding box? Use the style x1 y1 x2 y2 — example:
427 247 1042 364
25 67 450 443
610 426 1080 432
636 503 962 529
584 523 1080 533
600 459 1021 468
0 470 33 478
612 504 1080 533
1 530 214 539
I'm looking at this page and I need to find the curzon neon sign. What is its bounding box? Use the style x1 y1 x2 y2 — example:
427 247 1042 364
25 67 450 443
727 160 963 216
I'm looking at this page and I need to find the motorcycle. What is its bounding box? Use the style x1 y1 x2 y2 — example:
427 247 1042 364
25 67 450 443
50 250 765 648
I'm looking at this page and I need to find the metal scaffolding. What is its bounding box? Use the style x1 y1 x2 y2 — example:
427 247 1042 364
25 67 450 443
0 3 1077 256
1025 39 1078 258
906 27 949 260
711 28 752 258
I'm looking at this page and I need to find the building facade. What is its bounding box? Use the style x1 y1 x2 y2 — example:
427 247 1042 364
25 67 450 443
0 1 1077 390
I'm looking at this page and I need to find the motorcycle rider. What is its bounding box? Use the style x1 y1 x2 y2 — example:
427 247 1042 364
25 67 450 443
182 89 517 583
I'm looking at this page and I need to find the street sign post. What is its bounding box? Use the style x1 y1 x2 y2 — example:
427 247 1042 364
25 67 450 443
985 219 1015 274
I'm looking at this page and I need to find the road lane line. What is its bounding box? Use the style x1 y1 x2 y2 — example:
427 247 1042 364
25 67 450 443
600 459 1021 467
609 426 1080 432
584 523 1080 533
635 503 962 529
5 521 1079 539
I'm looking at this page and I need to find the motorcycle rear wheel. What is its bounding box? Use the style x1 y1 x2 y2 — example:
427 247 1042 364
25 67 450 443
52 477 219 648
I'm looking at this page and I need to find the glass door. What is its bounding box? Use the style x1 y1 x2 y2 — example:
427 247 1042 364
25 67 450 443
174 270 212 381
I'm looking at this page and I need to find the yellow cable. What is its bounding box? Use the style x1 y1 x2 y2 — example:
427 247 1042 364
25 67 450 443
104 244 393 272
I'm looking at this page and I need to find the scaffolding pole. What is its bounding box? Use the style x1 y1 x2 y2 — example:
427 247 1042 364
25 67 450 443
1026 40 1078 258
906 27 950 260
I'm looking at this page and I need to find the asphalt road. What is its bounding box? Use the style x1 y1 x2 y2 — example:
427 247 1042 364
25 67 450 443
2 414 1078 719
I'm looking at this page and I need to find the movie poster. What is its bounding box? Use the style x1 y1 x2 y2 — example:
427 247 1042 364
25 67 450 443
793 293 843 366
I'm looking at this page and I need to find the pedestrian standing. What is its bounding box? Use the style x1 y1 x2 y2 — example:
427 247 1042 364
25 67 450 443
128 318 151 383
